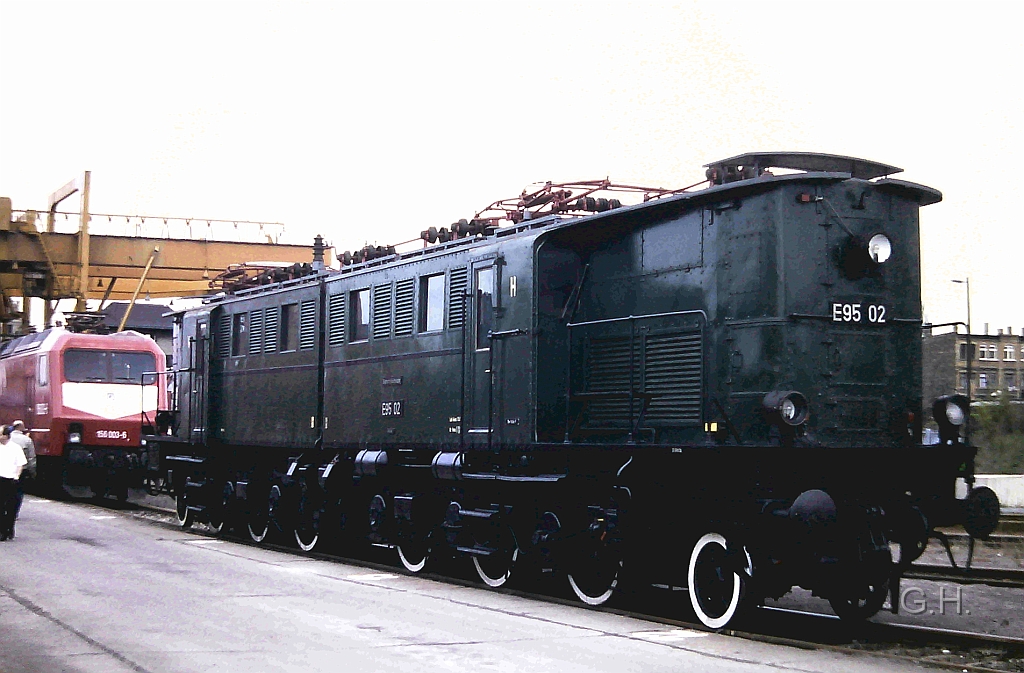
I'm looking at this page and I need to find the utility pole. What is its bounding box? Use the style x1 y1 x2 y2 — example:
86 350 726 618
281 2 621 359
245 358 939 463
952 278 971 439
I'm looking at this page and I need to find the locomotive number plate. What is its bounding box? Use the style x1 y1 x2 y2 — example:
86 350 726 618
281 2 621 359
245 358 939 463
831 302 887 324
381 400 404 417
96 429 129 440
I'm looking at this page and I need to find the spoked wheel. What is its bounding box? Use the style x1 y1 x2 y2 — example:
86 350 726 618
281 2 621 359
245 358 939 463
567 549 622 606
472 523 518 588
175 490 194 530
207 481 233 535
248 517 269 543
687 532 750 629
828 576 890 621
294 483 324 552
248 484 281 544
396 527 431 573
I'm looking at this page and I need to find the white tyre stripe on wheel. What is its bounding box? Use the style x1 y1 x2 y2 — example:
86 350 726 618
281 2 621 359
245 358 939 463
687 532 741 629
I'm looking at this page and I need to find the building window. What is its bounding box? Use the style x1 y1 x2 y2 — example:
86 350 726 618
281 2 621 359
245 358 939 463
231 313 247 357
281 303 298 352
979 372 988 389
1005 370 1016 389
420 273 445 332
980 344 998 360
1005 344 1016 361
350 289 370 342
958 371 968 389
958 342 967 360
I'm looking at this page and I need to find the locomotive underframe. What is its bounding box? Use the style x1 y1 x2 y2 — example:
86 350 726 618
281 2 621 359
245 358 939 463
155 436 973 616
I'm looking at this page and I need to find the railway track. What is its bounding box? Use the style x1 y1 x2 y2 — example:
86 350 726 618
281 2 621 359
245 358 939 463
905 564 1024 589
81 494 1024 672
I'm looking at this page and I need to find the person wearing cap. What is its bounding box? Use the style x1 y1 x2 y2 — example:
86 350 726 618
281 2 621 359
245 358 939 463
10 421 36 521
0 425 27 540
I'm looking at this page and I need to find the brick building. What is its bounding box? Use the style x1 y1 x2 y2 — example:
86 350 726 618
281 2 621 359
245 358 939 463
923 325 1023 403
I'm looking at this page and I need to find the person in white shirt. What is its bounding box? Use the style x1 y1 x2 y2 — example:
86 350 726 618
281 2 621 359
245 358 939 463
0 426 28 541
10 420 36 522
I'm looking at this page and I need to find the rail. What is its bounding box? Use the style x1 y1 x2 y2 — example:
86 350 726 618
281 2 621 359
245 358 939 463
904 564 1024 589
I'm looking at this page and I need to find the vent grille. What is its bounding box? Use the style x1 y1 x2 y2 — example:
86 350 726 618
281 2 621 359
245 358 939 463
248 308 264 355
394 278 414 337
263 307 279 353
216 314 231 358
373 284 393 340
328 293 345 347
585 336 637 424
448 267 468 329
299 299 316 351
643 332 702 423
583 330 702 426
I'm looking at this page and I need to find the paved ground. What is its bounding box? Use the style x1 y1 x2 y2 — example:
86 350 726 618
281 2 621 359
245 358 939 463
0 496 941 673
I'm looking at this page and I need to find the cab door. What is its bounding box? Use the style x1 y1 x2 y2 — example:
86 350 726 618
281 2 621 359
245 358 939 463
188 318 211 445
466 262 496 442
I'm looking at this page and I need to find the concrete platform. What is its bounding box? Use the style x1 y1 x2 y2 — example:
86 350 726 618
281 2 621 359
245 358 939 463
0 495 942 673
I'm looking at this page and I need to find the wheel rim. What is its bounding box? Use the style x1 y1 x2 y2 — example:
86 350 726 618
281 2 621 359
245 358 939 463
248 492 270 543
397 543 428 573
175 492 193 530
473 547 518 588
294 506 321 551
294 528 319 551
294 482 322 552
567 558 621 606
208 481 232 535
248 519 269 543
688 533 744 629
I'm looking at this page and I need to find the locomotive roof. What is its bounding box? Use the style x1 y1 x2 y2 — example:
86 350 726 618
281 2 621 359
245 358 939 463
706 152 902 180
0 327 159 359
201 152 937 306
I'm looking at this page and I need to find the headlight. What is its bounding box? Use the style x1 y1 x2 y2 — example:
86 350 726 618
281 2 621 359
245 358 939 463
763 391 810 427
868 234 891 263
932 394 969 444
781 398 798 422
69 432 82 443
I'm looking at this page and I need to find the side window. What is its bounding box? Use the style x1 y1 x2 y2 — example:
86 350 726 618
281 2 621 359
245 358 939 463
281 303 298 352
475 266 494 350
420 273 445 332
38 353 49 386
350 289 370 342
231 313 247 357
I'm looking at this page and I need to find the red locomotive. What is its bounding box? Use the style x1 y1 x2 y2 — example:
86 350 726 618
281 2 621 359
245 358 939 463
0 327 167 499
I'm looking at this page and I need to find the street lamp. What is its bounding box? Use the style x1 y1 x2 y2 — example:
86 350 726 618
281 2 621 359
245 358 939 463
952 278 971 438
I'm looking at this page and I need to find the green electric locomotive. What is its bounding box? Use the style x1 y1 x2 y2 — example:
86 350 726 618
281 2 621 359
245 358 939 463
149 152 997 628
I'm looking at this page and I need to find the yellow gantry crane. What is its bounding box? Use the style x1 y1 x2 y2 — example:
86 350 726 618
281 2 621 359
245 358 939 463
1 171 332 334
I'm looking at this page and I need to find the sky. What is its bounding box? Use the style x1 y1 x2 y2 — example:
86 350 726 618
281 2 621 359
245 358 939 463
1 1 1021 334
